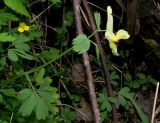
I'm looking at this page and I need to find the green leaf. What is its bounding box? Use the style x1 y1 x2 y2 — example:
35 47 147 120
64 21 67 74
118 94 126 106
125 73 132 81
119 87 130 98
0 57 6 71
0 11 19 26
4 0 31 18
94 12 101 30
95 43 100 62
40 48 60 61
136 73 145 80
133 81 140 88
35 68 45 83
130 97 149 123
14 43 30 51
50 0 62 7
0 94 4 103
110 71 119 80
38 90 54 104
0 89 16 97
72 34 91 54
14 34 31 43
17 88 32 101
15 49 34 60
101 111 108 122
149 78 157 85
70 112 77 120
108 97 116 103
0 33 16 42
119 87 149 123
100 101 107 110
97 93 106 102
19 92 36 116
7 49 18 62
65 11 73 27
105 100 112 112
35 94 48 120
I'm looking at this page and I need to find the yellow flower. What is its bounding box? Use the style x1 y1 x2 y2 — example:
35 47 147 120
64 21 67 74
105 6 130 56
18 22 30 33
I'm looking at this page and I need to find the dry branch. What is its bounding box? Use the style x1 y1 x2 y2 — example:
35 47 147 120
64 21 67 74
81 0 118 122
72 0 101 122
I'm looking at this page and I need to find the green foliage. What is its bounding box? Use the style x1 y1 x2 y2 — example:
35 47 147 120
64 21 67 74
94 12 101 30
40 48 60 61
124 72 157 91
0 33 16 42
97 93 116 122
0 0 157 122
4 0 31 18
0 11 18 27
65 11 74 27
72 34 91 54
60 107 77 123
50 0 62 8
119 87 149 123
18 69 60 120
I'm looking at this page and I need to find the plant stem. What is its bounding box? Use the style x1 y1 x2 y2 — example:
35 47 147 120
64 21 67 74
25 47 73 75
5 47 73 83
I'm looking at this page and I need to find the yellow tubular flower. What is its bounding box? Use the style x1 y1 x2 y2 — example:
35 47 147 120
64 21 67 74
105 6 130 55
109 41 118 56
18 22 30 33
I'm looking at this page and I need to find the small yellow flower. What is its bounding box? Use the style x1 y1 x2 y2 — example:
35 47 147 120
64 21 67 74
18 22 30 33
105 6 130 56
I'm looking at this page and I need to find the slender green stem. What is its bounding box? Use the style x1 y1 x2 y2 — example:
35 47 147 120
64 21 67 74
88 29 106 39
25 74 36 92
25 47 73 75
5 47 73 83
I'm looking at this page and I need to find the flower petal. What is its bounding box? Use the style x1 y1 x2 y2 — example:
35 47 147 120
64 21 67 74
105 31 116 41
24 26 30 31
19 22 26 27
18 27 24 33
114 29 130 42
106 6 113 33
109 41 119 56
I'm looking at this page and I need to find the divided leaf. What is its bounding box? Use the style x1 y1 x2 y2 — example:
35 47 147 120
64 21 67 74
35 94 49 120
19 92 36 116
40 48 60 61
15 49 34 60
0 89 16 97
17 88 32 101
72 34 91 54
14 43 30 51
0 33 16 42
8 49 18 62
35 68 45 83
